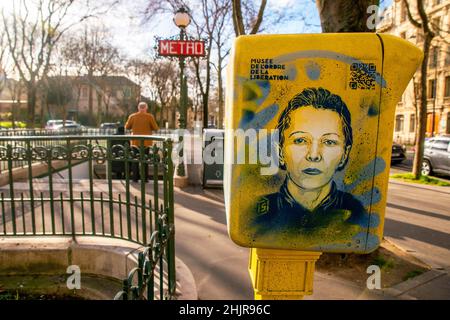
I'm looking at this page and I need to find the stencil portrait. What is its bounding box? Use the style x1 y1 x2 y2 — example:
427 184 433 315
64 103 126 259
252 87 368 236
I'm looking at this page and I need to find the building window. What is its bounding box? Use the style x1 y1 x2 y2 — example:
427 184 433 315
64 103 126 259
429 47 438 68
426 112 440 136
428 79 436 98
395 115 404 132
445 76 450 97
410 114 416 133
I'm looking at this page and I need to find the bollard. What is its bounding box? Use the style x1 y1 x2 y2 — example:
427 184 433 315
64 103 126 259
249 248 321 300
224 33 423 299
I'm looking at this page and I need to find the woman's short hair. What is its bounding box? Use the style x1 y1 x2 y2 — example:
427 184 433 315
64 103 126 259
277 87 353 170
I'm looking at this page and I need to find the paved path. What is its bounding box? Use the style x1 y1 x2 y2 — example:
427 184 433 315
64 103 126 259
385 180 450 270
2 174 449 299
173 186 389 300
172 176 450 300
383 179 450 300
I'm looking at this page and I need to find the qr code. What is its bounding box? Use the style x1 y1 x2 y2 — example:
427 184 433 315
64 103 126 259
349 62 376 90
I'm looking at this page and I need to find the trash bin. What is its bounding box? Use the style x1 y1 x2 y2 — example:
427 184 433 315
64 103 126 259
224 33 423 253
203 129 224 188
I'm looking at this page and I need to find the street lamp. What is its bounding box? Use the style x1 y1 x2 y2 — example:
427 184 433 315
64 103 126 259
173 7 191 177
173 7 191 29
173 7 190 129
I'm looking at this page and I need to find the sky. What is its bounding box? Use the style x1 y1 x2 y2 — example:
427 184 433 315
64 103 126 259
1 0 393 68
100 0 323 60
93 0 392 60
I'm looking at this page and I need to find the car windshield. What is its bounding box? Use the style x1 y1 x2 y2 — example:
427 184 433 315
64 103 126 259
47 120 75 126
425 139 434 148
101 123 116 128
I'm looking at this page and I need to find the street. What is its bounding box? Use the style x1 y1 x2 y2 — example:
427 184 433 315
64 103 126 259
172 145 450 299
385 180 450 270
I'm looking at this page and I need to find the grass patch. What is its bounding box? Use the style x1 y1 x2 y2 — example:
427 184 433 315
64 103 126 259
390 173 450 187
403 270 424 281
371 255 395 270
0 290 85 300
316 240 430 289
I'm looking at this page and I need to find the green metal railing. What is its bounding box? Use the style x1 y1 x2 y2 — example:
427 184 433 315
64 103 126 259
0 128 176 173
0 128 116 172
0 134 176 300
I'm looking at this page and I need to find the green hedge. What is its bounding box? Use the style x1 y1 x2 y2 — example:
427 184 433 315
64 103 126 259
0 121 27 128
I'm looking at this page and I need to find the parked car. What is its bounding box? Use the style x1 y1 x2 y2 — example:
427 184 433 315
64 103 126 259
45 119 76 130
391 143 406 164
422 135 450 176
100 122 119 130
53 123 85 134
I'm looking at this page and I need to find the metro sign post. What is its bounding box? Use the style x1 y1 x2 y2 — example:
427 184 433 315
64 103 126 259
155 10 207 130
158 39 205 57
156 7 206 178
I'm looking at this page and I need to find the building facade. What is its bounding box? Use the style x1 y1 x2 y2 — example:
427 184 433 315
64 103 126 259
0 79 27 121
44 75 140 125
378 0 450 144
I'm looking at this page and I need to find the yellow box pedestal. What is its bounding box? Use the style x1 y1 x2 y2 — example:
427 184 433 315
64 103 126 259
249 248 322 300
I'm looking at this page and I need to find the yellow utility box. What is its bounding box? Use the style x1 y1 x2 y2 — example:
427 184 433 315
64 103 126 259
224 33 423 254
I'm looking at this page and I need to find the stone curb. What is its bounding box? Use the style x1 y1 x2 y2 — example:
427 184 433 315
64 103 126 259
388 178 450 194
382 270 446 299
0 236 198 300
380 237 445 300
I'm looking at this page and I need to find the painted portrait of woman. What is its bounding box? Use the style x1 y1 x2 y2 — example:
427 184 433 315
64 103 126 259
253 87 367 236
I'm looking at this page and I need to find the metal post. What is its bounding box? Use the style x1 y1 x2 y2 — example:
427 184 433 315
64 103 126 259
179 28 186 130
177 27 186 177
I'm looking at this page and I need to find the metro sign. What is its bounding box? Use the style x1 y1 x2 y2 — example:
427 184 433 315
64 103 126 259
158 39 206 57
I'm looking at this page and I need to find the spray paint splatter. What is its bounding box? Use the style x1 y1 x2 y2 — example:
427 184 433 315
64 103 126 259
368 103 379 116
286 66 297 80
238 104 279 130
305 61 321 80
334 156 386 193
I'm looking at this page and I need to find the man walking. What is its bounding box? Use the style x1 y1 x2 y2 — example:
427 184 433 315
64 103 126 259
125 102 159 182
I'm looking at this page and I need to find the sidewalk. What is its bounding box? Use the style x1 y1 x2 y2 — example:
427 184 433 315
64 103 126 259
173 180 450 300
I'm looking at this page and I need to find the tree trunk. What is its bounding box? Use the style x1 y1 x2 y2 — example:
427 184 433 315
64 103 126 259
96 91 102 126
171 104 176 128
217 62 224 129
412 35 432 179
26 83 37 128
202 93 208 128
316 0 379 32
11 102 16 129
412 76 419 146
203 56 211 129
40 97 45 127
88 71 94 126
159 105 164 127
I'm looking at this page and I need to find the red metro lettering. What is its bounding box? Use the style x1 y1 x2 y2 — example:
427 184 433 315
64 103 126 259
158 40 205 57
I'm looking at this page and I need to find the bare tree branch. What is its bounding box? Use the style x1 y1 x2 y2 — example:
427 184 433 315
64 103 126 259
249 0 267 34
